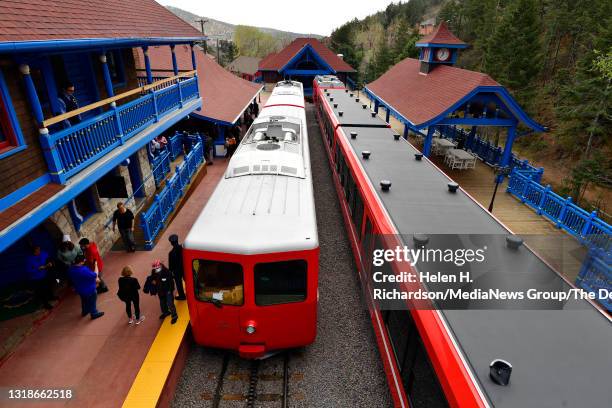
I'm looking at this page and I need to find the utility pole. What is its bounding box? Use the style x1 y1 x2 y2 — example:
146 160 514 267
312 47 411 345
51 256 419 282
217 38 220 64
195 18 208 53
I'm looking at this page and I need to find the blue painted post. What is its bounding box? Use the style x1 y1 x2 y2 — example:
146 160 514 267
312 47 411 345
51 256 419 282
190 44 197 70
374 99 379 114
99 53 114 98
385 107 390 123
423 127 435 157
499 125 517 169
536 167 544 183
20 64 45 125
467 126 476 150
556 197 572 228
214 125 226 158
142 46 153 85
170 45 179 76
537 185 551 215
403 123 409 140
580 211 598 242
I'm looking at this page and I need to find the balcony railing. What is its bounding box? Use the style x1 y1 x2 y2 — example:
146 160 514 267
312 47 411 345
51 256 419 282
141 138 204 249
39 72 199 184
507 167 611 254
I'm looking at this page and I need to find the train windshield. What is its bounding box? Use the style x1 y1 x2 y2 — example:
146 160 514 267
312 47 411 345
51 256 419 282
193 259 244 306
254 260 307 306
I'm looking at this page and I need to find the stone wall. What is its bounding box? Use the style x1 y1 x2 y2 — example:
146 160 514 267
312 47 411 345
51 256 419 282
46 146 156 256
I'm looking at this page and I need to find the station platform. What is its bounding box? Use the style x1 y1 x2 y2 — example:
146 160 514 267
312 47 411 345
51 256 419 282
0 159 229 408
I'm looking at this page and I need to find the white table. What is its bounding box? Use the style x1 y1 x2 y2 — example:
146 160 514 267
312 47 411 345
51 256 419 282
445 148 477 169
432 138 456 156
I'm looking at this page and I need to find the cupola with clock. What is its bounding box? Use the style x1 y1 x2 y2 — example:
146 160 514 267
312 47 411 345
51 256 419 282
415 21 468 74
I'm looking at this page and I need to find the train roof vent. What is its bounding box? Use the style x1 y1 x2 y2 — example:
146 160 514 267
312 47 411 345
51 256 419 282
261 164 269 172
281 166 298 175
257 143 281 151
233 166 250 176
269 165 278 172
253 164 261 172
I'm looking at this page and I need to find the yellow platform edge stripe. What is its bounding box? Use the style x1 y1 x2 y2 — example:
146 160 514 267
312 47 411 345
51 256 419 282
122 301 190 408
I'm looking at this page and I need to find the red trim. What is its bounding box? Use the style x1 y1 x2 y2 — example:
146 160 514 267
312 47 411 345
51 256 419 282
315 85 487 408
0 89 17 150
263 103 305 109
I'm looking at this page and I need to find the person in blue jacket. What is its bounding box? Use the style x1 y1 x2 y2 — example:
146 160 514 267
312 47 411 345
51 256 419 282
69 255 104 320
25 245 54 310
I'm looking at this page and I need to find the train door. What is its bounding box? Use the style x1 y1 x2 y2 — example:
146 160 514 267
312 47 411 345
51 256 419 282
191 257 244 349
239 251 317 355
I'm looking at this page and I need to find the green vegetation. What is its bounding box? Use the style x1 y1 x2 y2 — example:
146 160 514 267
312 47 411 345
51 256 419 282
329 0 611 210
234 25 281 58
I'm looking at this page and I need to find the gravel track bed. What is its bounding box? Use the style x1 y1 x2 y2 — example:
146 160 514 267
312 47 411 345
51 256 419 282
172 103 391 408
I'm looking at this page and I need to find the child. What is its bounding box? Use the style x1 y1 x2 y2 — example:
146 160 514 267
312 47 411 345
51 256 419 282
117 266 144 325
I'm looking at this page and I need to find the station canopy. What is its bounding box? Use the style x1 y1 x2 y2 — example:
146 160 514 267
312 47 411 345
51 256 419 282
135 45 263 125
258 38 355 74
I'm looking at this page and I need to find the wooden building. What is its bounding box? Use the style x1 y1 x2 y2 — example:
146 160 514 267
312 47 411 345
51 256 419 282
258 38 355 96
0 0 204 287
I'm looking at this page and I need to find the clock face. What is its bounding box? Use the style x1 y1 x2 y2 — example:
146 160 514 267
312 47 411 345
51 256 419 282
436 48 450 62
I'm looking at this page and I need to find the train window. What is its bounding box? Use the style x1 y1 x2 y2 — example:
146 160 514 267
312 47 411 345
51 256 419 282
192 260 244 306
361 218 373 273
353 193 364 239
385 310 415 372
404 340 449 408
254 260 307 306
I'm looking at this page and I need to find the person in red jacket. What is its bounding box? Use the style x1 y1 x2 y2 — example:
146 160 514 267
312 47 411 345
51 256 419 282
78 238 108 293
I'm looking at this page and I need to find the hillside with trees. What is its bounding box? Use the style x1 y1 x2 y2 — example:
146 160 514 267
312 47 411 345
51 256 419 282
329 0 611 215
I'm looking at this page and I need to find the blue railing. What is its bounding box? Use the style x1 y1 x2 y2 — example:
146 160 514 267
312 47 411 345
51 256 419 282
140 138 204 249
576 250 611 311
150 150 171 187
437 125 543 179
507 167 611 254
40 76 200 184
346 77 357 91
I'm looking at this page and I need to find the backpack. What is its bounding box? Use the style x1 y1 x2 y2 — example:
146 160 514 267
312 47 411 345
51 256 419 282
143 275 158 296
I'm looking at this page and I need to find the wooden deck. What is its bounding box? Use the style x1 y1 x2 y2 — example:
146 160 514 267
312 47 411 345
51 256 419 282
368 97 587 283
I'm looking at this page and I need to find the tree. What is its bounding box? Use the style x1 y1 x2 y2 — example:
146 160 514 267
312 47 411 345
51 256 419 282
218 40 238 66
484 0 542 102
234 26 279 58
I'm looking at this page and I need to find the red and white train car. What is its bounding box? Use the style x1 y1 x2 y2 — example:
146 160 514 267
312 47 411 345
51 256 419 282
183 80 319 359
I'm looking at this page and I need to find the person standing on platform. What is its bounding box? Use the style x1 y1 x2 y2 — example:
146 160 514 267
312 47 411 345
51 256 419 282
168 234 186 300
26 246 54 310
151 260 178 324
79 238 109 293
205 134 214 165
252 100 259 116
225 135 237 158
117 266 144 325
112 202 136 253
69 255 104 320
56 235 81 284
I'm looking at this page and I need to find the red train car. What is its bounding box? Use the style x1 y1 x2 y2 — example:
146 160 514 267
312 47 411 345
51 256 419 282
184 81 319 359
313 77 611 408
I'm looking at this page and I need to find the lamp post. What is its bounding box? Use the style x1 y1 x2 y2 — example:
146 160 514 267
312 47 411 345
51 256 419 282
488 165 512 212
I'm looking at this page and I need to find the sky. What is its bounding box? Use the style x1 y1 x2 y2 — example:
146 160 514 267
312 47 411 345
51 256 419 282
160 0 397 36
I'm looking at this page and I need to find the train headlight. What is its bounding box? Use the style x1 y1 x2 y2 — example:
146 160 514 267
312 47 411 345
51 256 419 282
246 324 256 335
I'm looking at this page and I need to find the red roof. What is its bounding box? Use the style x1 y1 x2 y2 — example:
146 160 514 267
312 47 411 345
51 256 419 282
416 22 467 46
367 58 499 126
0 0 202 42
135 45 262 124
258 38 355 72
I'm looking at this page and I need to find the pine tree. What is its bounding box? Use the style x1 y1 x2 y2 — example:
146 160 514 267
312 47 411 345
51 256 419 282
484 0 542 102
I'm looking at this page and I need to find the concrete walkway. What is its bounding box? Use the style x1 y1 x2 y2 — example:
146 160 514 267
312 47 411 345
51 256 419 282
0 158 228 408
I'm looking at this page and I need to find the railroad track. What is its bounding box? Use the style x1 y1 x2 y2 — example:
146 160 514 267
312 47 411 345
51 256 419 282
205 352 295 408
